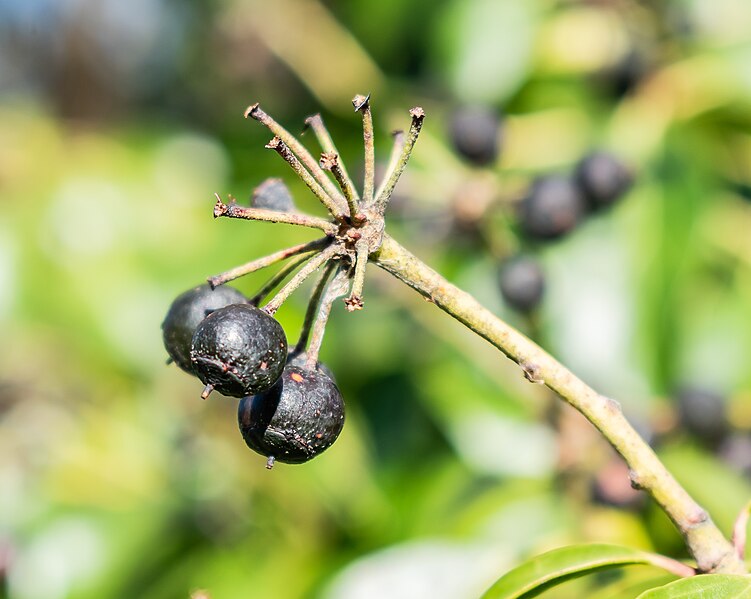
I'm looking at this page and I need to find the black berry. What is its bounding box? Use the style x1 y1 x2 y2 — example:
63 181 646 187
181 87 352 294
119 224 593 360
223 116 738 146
251 178 295 212
575 152 633 209
287 351 336 382
162 284 247 373
675 386 728 446
498 255 545 313
519 175 586 240
190 304 288 398
238 365 345 465
449 106 502 166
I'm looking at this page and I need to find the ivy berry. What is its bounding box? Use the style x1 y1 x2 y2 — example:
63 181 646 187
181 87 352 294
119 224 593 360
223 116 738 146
519 175 586 240
498 255 545 313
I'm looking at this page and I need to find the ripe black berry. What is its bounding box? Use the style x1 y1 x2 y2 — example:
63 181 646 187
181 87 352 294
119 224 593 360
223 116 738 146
238 365 345 465
190 303 288 398
498 255 545 313
519 175 586 240
449 106 502 166
162 284 247 373
251 178 295 212
675 386 728 446
287 351 336 382
575 152 633 209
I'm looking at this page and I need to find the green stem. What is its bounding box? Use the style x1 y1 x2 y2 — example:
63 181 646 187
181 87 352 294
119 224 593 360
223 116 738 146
373 233 746 575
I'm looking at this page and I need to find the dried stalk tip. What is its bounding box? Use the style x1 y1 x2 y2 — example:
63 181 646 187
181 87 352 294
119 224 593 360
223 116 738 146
319 151 338 171
352 94 370 112
201 384 214 400
244 103 260 119
213 193 228 218
344 296 364 311
410 106 425 120
265 136 283 150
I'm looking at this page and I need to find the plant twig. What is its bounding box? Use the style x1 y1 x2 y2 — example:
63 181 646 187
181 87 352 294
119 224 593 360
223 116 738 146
305 266 351 370
373 232 746 575
373 107 424 215
295 261 338 353
263 244 341 315
207 238 330 289
304 113 358 198
732 500 751 559
375 129 405 200
320 152 365 224
265 137 348 222
245 103 347 212
248 253 317 306
213 194 337 236
344 238 368 311
353 94 375 206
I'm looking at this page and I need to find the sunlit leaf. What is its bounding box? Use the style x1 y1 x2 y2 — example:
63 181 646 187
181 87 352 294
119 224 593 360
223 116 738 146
636 574 751 598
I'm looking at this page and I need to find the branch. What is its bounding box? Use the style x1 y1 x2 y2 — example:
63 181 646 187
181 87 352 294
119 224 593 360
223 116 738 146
372 233 746 575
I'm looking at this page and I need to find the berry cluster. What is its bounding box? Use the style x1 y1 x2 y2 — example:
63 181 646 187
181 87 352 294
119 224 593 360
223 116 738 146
446 106 633 318
162 96 425 468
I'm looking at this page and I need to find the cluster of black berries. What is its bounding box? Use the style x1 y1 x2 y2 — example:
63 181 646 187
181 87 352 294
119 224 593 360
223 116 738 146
162 281 345 468
448 107 633 319
161 97 426 468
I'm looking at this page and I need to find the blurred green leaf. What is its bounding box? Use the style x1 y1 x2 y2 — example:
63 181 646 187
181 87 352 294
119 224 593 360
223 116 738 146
636 574 751 598
481 544 681 599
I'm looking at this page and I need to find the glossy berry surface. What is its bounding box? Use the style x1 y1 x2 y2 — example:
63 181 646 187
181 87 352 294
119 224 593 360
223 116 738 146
162 284 247 373
190 303 288 397
675 386 728 446
519 175 586 240
251 178 295 212
498 255 545 313
449 106 502 166
238 365 345 464
287 351 336 382
575 151 633 209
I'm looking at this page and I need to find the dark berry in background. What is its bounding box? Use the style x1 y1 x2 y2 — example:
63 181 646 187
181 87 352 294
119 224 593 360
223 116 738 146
191 304 288 397
575 151 633 209
162 284 247 374
250 178 296 212
718 433 751 477
238 365 345 465
498 254 545 313
519 175 586 240
449 105 502 166
675 386 729 446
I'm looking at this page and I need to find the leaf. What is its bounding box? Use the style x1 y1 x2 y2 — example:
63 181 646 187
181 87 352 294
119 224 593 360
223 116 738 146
636 574 751 598
481 543 687 599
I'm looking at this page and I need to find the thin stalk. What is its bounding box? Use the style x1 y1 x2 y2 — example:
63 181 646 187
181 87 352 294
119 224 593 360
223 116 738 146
245 103 347 212
295 261 338 353
263 244 341 315
266 137 348 222
374 129 405 200
249 253 317 306
207 238 329 289
344 238 368 311
353 94 375 205
305 113 357 196
373 107 425 215
373 233 746 575
320 152 364 224
213 194 337 236
304 266 351 370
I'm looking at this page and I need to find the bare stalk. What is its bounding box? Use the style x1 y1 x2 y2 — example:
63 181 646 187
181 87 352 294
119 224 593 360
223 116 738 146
266 137 348 222
305 113 358 196
353 94 375 205
213 194 337 236
207 238 329 289
374 130 405 200
245 103 347 211
249 253 317 306
344 238 368 311
373 107 424 215
320 152 364 224
373 233 746 575
295 261 338 354
263 244 341 315
304 266 351 370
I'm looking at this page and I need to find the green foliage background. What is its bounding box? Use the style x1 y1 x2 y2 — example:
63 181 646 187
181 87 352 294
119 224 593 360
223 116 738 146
2 0 751 597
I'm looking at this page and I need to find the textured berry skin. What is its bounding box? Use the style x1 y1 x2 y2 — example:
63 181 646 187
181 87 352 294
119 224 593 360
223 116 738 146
675 386 728 446
519 175 586 240
162 284 247 373
575 152 633 208
190 304 288 397
251 178 295 212
449 106 502 166
286 351 336 382
238 365 345 464
498 255 545 313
